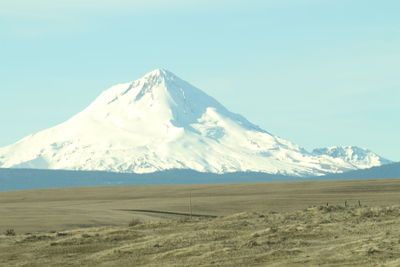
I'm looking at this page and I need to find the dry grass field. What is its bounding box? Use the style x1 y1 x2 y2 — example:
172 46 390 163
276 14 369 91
1 178 400 266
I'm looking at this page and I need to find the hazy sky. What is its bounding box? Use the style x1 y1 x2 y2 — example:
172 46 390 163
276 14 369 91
1 0 399 161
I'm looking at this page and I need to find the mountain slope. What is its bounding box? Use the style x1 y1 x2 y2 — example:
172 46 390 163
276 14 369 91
312 146 392 169
0 69 391 176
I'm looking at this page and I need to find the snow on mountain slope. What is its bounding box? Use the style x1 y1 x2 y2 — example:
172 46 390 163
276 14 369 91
0 69 391 176
312 146 392 169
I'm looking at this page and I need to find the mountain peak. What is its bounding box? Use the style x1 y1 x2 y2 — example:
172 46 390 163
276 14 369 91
89 68 183 108
143 68 177 81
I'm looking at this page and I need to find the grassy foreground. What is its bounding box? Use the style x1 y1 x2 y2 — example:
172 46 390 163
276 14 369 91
2 204 400 266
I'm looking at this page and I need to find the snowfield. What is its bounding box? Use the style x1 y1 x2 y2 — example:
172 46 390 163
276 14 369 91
0 69 391 176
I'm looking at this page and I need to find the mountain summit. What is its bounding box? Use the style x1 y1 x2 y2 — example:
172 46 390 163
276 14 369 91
0 69 391 176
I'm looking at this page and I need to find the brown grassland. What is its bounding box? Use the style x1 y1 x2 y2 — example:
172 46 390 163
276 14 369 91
1 178 400 266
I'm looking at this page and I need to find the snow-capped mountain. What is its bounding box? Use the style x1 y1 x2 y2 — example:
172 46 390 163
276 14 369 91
0 69 391 176
312 146 392 169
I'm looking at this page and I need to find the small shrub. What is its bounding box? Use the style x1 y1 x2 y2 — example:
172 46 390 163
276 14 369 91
361 210 375 218
128 217 142 227
381 206 399 216
178 217 191 223
367 247 380 255
270 226 278 233
319 205 344 213
246 240 259 248
252 232 260 238
319 219 332 224
56 232 69 237
5 229 16 236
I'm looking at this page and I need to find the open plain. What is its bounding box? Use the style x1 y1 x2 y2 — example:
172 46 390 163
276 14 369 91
2 179 400 233
1 178 400 266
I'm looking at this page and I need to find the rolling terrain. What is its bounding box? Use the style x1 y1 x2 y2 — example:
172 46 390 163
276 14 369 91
1 178 400 233
2 179 400 266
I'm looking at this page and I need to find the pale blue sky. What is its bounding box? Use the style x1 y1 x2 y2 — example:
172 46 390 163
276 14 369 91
1 0 399 161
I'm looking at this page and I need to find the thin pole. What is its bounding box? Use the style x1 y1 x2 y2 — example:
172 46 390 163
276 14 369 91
189 192 193 220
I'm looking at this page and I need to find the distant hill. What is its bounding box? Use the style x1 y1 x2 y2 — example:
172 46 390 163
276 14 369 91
0 162 399 192
0 168 294 192
320 161 400 180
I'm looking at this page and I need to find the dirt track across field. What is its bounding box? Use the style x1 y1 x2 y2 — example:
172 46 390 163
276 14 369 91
1 178 400 233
